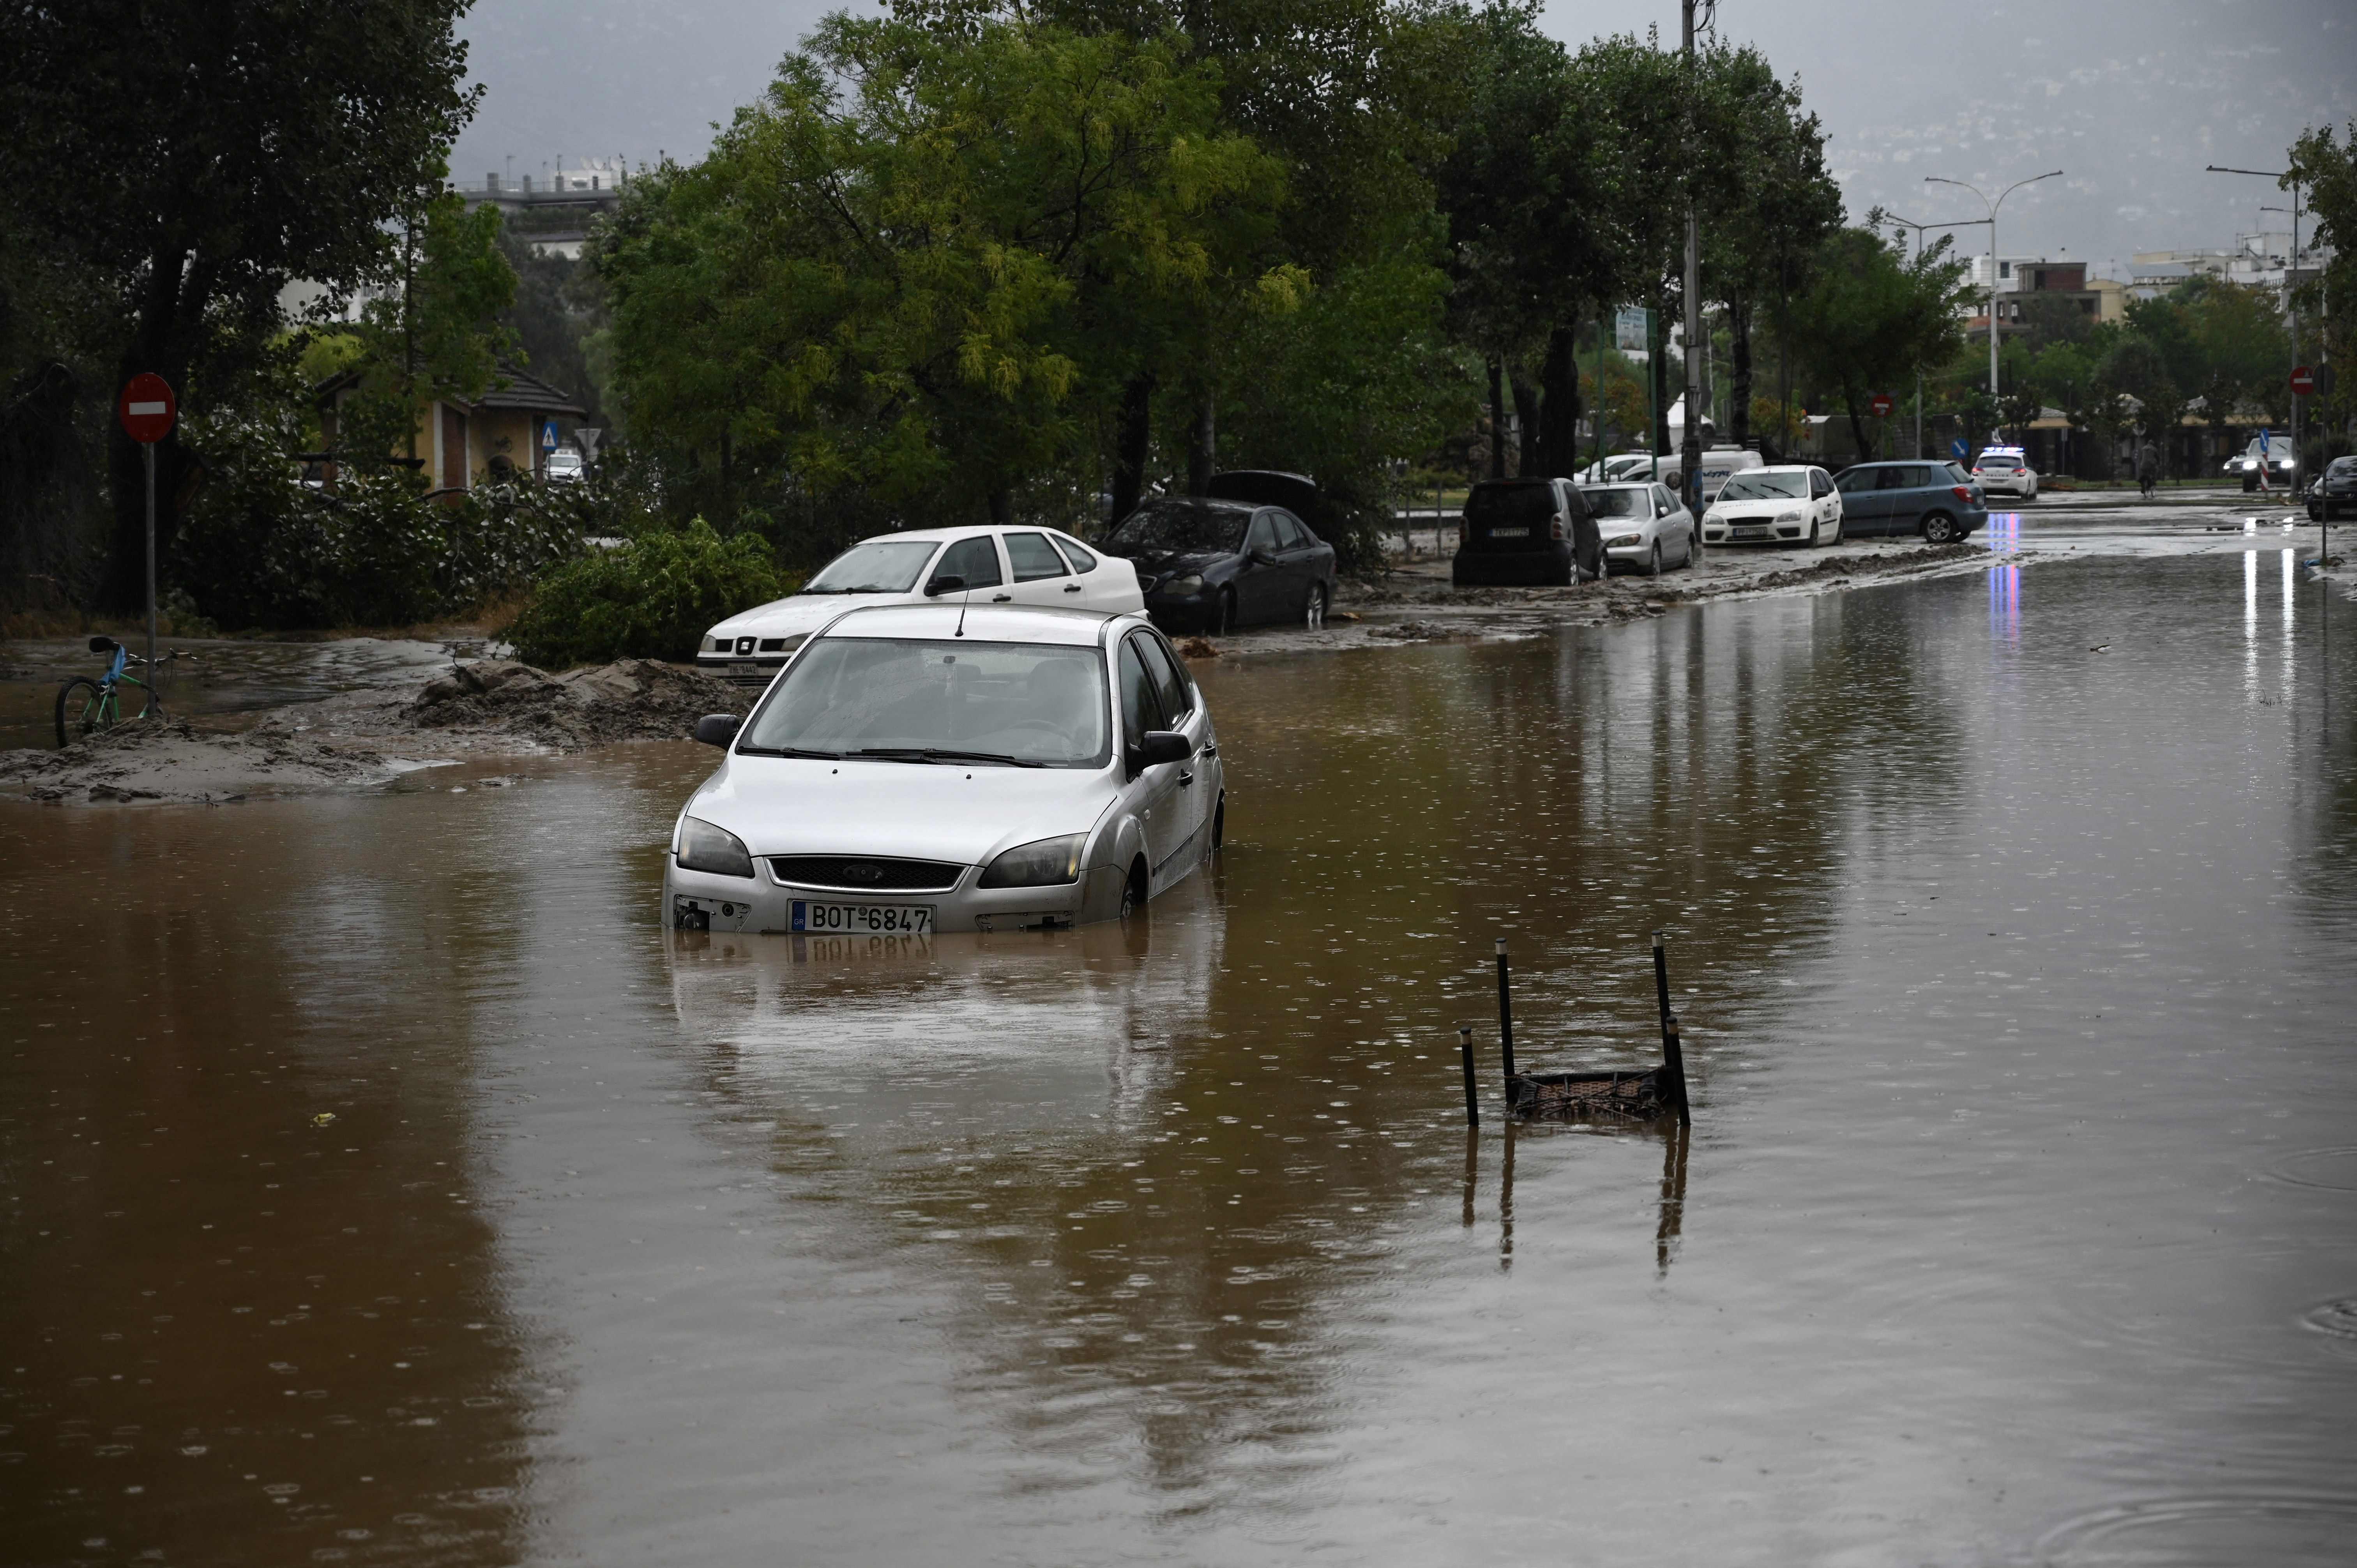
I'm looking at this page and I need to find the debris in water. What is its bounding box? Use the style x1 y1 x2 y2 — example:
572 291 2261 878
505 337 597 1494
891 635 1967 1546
311 1113 336 1127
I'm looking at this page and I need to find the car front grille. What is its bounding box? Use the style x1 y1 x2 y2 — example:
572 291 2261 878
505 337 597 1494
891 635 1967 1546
769 856 965 893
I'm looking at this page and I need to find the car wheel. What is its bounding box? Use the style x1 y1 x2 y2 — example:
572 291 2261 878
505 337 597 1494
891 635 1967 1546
1921 512 1962 545
1644 541 1662 578
2242 474 2258 494
1211 795 1225 853
1213 588 1237 635
1804 516 1821 548
1304 581 1328 630
1120 857 1148 919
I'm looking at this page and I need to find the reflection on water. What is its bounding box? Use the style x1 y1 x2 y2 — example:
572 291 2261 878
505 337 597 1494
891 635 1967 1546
5 555 2357 1563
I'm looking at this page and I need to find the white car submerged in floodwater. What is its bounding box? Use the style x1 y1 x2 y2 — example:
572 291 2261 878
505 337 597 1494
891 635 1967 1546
667 602 1222 936
698 525 1145 688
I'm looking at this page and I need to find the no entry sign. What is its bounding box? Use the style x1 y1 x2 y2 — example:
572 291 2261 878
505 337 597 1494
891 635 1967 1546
117 373 176 443
1870 392 1895 418
2290 365 2315 397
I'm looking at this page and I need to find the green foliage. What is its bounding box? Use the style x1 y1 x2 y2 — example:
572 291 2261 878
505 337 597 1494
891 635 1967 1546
601 14 1291 537
339 177 521 460
1786 227 1970 456
170 365 599 629
505 520 792 668
0 0 484 611
2287 121 2355 434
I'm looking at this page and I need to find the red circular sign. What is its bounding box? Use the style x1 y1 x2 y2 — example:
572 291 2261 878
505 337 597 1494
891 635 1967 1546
2290 365 2315 396
1870 392 1896 418
117 373 176 443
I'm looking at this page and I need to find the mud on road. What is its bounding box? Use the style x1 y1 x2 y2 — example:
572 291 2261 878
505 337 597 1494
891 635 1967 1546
0 658 742 805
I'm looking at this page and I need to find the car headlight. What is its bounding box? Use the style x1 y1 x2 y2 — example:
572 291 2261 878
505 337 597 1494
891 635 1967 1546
1603 532 1643 549
978 834 1084 888
1775 510 1803 524
677 816 754 878
1701 510 1723 526
1164 574 1204 595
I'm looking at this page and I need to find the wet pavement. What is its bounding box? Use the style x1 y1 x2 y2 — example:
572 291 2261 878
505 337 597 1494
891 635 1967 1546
5 526 2357 1564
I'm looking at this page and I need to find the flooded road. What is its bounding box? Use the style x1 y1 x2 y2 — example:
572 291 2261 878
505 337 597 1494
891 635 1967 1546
6 546 2356 1564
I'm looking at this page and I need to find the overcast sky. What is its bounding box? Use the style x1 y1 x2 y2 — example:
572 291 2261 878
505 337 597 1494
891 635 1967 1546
452 0 2355 274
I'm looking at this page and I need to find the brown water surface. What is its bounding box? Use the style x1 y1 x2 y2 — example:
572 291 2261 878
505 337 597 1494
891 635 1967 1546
5 551 2356 1565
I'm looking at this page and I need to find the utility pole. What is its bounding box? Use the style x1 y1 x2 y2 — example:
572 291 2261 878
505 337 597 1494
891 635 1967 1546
1888 212 1992 459
1925 170 2064 448
1679 0 1705 519
2212 165 2306 478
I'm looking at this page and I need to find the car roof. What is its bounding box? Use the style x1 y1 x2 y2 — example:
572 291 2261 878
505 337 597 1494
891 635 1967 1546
816 602 1129 646
1125 495 1256 513
848 524 1008 547
1580 481 1656 489
1736 464 1817 473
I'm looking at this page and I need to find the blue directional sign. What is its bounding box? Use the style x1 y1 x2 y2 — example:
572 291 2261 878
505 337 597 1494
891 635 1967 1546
1950 437 1968 461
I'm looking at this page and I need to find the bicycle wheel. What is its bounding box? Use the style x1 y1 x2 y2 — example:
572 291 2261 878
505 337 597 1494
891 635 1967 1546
55 678 110 747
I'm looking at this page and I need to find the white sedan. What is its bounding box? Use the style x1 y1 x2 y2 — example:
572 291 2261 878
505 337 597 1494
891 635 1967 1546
1971 446 2038 499
1580 481 1695 575
698 525 1144 687
1700 465 1843 547
667 602 1222 935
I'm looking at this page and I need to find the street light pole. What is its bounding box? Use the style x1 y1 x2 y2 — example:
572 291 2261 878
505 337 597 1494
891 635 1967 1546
2209 165 2307 483
1679 0 1706 519
1887 212 1993 459
1925 171 2065 437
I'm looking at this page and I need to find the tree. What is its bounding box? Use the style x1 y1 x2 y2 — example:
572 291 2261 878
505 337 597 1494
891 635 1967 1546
0 0 483 611
600 14 1291 539
2182 277 2290 460
2286 121 2357 446
2097 333 2185 477
1785 227 1969 461
1692 42 1842 451
337 174 519 464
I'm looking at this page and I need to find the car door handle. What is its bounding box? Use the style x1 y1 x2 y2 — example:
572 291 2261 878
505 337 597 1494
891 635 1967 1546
1063 583 1082 593
1177 769 1194 787
991 593 1012 602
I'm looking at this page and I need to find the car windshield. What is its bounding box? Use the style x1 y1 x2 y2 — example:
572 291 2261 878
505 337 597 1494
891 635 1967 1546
1581 487 1647 517
802 539 942 594
1465 484 1557 524
1981 450 2022 464
1107 501 1247 554
1716 471 1807 501
2330 457 2357 476
739 637 1110 768
1606 456 1655 479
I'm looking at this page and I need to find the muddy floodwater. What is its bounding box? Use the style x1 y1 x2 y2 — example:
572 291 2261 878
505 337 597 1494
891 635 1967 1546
6 546 2356 1564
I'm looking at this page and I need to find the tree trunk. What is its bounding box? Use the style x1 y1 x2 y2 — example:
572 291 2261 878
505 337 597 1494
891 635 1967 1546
988 488 1012 525
1187 388 1216 496
1843 391 1871 469
1110 372 1156 524
1729 301 1753 450
1509 374 1540 479
1535 325 1580 480
1487 358 1507 480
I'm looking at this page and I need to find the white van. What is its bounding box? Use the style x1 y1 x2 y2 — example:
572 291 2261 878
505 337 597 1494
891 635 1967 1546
1660 446 1765 503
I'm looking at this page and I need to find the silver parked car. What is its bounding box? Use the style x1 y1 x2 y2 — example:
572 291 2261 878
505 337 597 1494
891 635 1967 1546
666 602 1222 936
1580 481 1695 575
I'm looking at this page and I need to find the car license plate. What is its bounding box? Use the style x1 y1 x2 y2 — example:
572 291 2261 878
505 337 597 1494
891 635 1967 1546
1487 526 1529 538
792 901 934 935
1733 525 1769 539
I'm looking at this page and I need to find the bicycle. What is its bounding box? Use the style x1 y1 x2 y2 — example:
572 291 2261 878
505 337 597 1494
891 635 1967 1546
55 636 186 747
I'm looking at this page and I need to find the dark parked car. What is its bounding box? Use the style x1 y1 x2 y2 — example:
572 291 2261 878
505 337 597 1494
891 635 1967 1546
2306 456 2357 521
1099 479 1339 632
1830 461 1989 542
1451 478 1602 586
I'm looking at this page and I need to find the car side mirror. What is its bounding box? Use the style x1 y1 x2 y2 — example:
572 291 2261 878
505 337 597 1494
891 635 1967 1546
693 713 742 747
1131 730 1191 773
924 574 966 597
1247 549 1277 567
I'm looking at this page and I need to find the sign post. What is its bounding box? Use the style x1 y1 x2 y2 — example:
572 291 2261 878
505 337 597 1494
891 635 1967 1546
116 374 177 683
